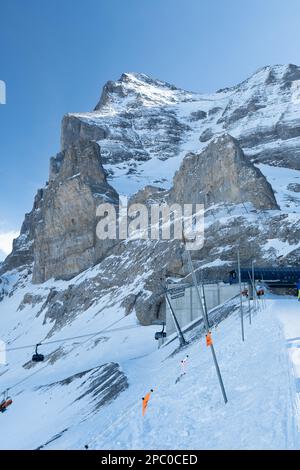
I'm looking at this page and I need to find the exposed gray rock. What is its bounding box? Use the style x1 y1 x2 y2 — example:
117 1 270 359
288 183 300 192
217 98 267 126
199 128 214 142
94 72 179 111
18 292 44 311
169 134 279 210
245 144 300 170
189 110 207 121
36 237 185 328
0 189 44 275
128 185 167 205
61 108 189 172
208 107 223 116
61 73 191 187
61 114 107 150
43 363 128 412
33 141 119 283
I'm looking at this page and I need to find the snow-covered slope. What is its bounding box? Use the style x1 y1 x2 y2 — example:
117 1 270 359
0 267 158 449
1 275 300 449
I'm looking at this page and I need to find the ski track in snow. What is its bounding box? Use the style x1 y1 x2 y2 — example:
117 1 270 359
88 298 300 451
1 287 299 449
78 299 300 450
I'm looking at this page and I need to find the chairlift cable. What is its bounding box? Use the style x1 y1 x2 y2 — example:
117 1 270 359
0 313 130 396
0 315 135 354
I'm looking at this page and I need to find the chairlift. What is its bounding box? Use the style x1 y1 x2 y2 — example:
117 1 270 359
155 323 166 340
32 343 44 362
0 390 13 413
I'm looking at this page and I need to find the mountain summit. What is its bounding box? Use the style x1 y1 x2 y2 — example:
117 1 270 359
62 64 300 196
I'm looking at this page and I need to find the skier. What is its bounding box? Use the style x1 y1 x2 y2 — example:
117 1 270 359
180 355 189 375
142 389 153 416
241 288 248 297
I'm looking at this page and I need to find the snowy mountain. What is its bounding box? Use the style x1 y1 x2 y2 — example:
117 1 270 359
1 65 300 449
62 65 300 195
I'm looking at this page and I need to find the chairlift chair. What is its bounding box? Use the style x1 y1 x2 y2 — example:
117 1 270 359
0 390 13 413
155 323 167 340
32 343 44 362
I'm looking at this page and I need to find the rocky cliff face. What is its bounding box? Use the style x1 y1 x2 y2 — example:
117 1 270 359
30 133 277 302
1 65 300 324
61 65 300 199
0 189 43 276
32 141 119 283
170 134 279 210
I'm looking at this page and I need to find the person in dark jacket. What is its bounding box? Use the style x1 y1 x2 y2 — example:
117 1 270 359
297 279 300 301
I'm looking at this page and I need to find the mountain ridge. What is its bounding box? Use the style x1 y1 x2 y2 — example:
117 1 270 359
2 64 300 282
61 63 300 196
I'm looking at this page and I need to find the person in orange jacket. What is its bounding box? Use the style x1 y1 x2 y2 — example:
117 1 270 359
206 331 213 347
142 389 153 416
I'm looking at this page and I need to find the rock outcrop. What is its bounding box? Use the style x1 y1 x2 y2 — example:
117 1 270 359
44 363 128 412
32 141 119 283
169 134 279 210
0 189 44 276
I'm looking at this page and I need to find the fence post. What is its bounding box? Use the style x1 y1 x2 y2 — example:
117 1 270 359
165 292 188 347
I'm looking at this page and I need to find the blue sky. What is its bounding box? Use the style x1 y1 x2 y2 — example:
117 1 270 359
1 0 300 258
